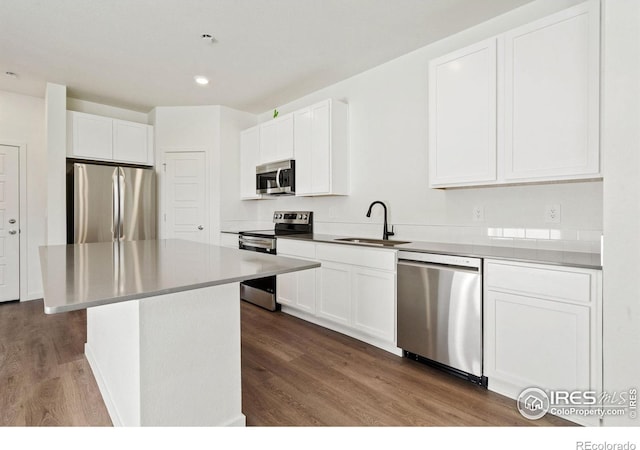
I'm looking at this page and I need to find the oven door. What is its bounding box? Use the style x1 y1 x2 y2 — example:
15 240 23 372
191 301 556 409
238 234 279 311
256 160 295 195
239 235 276 254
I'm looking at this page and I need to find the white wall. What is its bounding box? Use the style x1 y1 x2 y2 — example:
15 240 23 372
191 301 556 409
239 0 602 252
152 105 219 243
0 89 46 299
601 0 640 427
153 105 261 244
45 83 66 246
218 106 259 229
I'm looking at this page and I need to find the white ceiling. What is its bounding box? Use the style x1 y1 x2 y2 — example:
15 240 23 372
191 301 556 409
0 0 533 114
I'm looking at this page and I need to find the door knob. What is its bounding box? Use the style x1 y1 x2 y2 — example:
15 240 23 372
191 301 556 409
9 230 17 235
8 219 15 224
197 225 204 230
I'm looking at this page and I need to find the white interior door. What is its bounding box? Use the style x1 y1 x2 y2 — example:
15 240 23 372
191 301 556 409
0 145 20 301
163 151 208 243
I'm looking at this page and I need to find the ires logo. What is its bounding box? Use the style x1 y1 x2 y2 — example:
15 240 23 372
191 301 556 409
517 387 637 420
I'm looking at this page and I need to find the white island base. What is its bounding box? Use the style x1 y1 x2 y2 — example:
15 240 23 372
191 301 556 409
85 283 245 427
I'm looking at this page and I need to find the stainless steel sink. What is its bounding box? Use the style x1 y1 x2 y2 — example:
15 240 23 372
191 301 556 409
334 237 411 247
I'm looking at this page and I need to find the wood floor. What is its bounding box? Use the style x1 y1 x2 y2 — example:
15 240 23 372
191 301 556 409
0 300 111 426
0 299 571 426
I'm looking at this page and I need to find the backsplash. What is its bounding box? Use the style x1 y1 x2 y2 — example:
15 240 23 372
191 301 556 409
313 222 601 253
221 219 601 254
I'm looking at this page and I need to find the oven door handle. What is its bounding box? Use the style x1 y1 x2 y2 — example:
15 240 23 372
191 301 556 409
240 235 273 243
240 241 273 250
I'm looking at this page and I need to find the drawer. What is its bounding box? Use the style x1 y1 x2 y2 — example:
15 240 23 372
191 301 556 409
485 260 596 304
316 243 396 271
277 239 316 258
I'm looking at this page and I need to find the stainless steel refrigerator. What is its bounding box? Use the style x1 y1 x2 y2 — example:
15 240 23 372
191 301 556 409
67 162 156 244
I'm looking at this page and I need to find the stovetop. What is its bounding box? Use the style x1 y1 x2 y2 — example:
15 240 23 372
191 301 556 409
238 211 313 238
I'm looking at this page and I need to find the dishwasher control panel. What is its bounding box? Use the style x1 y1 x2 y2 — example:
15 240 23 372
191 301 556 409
397 251 482 270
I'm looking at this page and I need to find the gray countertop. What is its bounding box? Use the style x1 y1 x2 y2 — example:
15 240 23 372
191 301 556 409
39 239 320 314
278 233 602 270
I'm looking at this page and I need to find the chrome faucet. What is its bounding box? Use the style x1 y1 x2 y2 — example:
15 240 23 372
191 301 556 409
366 201 395 240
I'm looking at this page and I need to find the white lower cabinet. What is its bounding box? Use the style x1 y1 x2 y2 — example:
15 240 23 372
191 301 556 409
219 232 239 249
277 266 316 315
277 240 317 314
277 239 400 355
316 261 351 325
352 267 395 343
484 259 602 426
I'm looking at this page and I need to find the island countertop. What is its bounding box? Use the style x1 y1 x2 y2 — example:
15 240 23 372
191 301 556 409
39 239 320 314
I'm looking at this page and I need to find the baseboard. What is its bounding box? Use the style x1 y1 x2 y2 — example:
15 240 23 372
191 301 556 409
220 414 246 427
280 305 403 357
84 343 124 427
24 292 44 302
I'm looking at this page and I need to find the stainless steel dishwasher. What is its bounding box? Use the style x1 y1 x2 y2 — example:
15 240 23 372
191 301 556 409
397 251 486 386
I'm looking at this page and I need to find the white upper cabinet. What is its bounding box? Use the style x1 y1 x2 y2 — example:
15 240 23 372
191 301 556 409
67 111 154 166
294 99 349 196
427 1 600 188
504 2 600 182
240 125 261 200
240 99 349 197
112 119 153 165
68 112 113 161
429 38 498 187
258 113 294 164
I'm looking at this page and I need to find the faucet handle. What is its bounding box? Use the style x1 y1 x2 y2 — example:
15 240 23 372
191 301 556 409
388 225 395 237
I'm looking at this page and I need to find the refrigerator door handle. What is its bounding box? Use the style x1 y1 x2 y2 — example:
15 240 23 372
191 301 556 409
118 168 125 241
112 169 120 241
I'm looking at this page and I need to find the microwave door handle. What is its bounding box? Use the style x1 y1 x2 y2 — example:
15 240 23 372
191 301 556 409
276 168 282 189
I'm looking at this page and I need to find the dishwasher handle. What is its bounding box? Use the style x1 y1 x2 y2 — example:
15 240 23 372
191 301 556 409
397 259 481 274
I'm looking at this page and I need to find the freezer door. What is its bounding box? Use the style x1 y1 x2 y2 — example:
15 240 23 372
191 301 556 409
118 166 156 241
73 163 119 243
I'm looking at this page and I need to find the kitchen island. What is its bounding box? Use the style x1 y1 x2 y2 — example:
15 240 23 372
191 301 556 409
39 239 320 426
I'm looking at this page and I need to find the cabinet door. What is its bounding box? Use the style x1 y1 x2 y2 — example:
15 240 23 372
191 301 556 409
259 121 277 164
219 233 239 249
112 120 150 164
276 272 297 307
70 111 113 161
428 39 497 187
278 267 317 314
317 261 351 325
275 114 294 161
485 290 591 394
352 268 395 342
311 101 331 194
294 108 313 195
240 126 261 199
504 3 600 181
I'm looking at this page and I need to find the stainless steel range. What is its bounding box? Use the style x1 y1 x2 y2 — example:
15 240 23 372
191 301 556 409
238 211 313 311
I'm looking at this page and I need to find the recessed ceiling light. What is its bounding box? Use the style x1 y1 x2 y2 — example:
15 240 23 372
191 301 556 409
5 71 17 78
194 76 209 85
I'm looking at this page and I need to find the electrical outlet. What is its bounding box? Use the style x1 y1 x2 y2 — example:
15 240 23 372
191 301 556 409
472 205 484 222
544 204 561 224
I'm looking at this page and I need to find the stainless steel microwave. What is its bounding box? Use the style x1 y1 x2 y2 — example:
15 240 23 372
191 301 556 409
256 159 295 195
